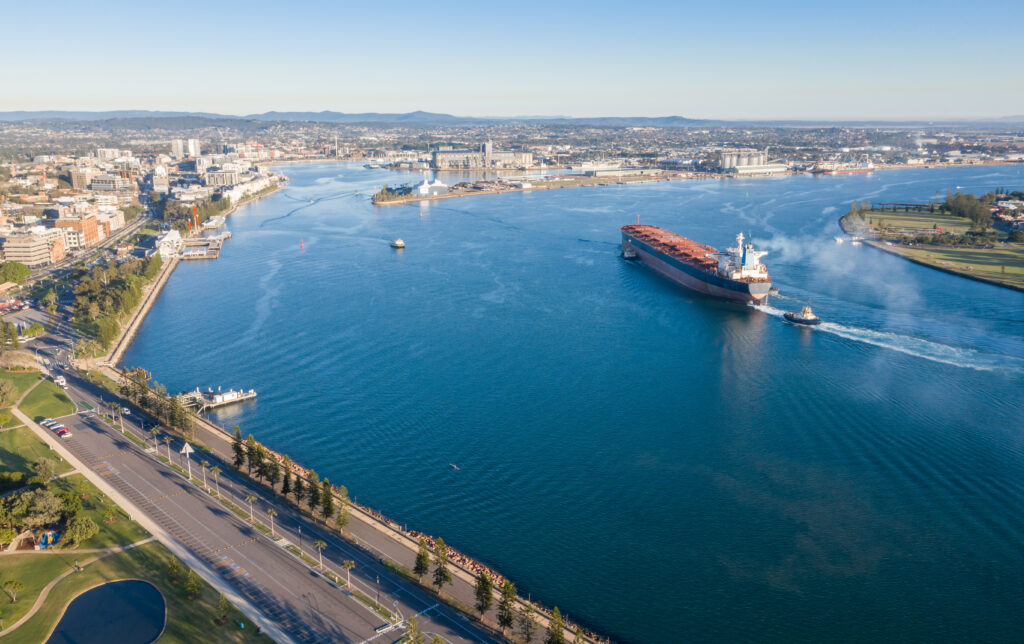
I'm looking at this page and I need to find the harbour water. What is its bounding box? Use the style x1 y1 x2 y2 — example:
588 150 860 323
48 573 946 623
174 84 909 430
123 163 1024 642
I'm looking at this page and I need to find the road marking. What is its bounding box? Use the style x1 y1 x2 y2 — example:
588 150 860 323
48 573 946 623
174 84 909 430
91 449 127 463
211 536 260 555
143 489 187 504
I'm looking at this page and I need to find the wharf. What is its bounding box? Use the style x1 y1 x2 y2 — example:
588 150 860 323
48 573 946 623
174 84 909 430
179 387 257 410
180 233 230 260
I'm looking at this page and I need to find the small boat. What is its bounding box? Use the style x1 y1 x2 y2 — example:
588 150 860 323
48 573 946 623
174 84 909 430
450 463 459 471
834 236 844 244
769 287 780 295
784 305 822 326
391 239 405 249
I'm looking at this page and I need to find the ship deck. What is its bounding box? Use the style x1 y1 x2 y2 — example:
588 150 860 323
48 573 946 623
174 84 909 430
622 225 718 271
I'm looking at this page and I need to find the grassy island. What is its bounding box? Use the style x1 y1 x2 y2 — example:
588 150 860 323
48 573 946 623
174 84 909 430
839 191 1024 291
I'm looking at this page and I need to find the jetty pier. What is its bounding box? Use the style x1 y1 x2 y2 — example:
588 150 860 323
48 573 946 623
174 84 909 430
179 386 257 411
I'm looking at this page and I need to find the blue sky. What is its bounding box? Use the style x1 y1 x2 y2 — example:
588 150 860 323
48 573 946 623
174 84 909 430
2 0 1021 119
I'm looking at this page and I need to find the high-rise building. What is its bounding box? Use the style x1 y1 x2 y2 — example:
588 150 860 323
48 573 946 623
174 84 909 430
187 139 202 157
170 139 184 158
69 167 98 190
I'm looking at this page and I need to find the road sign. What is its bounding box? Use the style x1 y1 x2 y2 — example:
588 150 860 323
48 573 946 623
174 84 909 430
180 442 195 456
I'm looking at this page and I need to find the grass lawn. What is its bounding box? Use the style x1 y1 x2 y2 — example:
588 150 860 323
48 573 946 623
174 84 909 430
47 474 150 550
1 542 272 644
0 370 43 406
79 369 121 396
0 426 74 479
0 552 81 628
860 208 972 234
18 380 76 421
882 242 1024 289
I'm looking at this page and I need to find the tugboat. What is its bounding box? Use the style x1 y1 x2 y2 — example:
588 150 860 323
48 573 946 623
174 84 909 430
390 238 405 249
784 304 821 326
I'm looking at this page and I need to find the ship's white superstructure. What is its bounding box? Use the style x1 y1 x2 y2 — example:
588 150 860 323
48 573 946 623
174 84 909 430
716 233 769 280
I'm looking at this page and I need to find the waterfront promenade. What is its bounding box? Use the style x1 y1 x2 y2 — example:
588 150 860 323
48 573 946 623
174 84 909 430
39 345 498 643
70 181 596 641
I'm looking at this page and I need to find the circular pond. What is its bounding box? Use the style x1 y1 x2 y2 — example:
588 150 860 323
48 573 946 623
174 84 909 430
47 580 165 644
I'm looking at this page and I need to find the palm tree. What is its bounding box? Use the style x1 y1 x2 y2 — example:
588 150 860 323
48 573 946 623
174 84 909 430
209 466 221 496
149 427 160 450
313 539 326 570
162 435 172 461
342 559 355 587
267 508 277 536
245 494 256 522
200 460 209 489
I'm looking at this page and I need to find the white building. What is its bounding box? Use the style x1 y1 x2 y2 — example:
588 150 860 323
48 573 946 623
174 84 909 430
414 175 449 197
156 229 183 258
187 139 202 157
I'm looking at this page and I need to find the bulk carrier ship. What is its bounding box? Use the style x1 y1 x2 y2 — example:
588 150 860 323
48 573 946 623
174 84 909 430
621 225 771 302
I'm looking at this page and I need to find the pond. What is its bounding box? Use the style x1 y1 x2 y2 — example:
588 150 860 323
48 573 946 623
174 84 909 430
47 580 165 644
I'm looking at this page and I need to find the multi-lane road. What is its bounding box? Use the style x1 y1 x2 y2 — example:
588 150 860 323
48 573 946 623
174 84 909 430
26 333 496 644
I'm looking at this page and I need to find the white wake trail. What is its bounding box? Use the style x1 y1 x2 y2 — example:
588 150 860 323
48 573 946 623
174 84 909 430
751 305 1022 373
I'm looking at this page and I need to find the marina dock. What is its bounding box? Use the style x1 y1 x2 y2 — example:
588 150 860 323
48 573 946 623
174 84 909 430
180 231 232 260
179 386 257 411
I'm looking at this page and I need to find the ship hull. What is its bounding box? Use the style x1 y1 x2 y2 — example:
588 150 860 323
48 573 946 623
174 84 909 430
622 232 771 302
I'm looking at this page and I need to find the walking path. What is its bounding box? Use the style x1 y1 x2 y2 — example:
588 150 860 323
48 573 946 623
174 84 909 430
10 405 297 644
0 537 155 637
104 256 179 366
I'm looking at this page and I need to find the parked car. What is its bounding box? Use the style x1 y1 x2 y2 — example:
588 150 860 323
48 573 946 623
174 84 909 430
41 419 57 427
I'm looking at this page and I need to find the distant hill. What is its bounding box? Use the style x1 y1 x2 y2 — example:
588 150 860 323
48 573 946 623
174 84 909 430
242 110 490 125
1 110 1021 128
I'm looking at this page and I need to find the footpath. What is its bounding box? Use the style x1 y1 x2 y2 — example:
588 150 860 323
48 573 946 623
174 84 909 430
9 404 296 644
0 537 155 637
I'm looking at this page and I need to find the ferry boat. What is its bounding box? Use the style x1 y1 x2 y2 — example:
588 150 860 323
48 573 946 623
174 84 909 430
391 239 406 248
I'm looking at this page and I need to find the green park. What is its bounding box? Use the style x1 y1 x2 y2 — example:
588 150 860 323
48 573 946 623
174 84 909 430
840 190 1024 290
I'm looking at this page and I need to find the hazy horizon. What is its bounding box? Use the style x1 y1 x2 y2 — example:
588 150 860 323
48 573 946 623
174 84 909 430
2 0 1022 120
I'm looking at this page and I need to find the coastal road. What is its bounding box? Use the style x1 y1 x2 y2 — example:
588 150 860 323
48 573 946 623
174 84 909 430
30 342 496 644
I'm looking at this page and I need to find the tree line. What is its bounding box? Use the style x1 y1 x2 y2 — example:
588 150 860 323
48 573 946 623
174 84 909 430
117 368 596 643
72 255 161 354
120 366 193 439
944 190 993 231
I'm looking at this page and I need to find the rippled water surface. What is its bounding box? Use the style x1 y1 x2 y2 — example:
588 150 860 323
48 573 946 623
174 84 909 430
124 163 1024 642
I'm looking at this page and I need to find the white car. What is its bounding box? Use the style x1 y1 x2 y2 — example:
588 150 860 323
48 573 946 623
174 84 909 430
41 419 57 427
